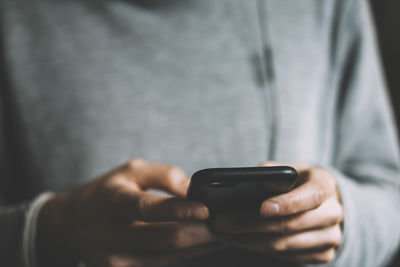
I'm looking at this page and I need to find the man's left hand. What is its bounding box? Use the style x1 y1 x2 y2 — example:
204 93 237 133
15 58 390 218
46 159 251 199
212 163 344 264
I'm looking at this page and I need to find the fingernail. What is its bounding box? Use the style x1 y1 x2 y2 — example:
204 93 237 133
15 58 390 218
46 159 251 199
193 205 209 220
261 201 279 217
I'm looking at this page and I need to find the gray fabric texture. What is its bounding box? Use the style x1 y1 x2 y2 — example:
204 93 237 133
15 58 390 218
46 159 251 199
0 0 399 266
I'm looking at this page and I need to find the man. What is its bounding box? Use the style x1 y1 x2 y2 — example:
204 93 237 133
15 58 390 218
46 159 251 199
0 0 399 266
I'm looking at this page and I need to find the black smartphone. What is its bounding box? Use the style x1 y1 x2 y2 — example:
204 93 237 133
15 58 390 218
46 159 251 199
187 166 298 216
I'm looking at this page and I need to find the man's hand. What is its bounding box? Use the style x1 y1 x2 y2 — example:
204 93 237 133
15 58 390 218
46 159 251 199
212 162 344 264
37 159 217 267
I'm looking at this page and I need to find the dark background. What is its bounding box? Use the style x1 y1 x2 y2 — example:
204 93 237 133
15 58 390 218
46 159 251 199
371 1 400 129
369 1 399 265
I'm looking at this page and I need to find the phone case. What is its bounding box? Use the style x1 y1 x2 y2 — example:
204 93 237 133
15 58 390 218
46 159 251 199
187 166 297 216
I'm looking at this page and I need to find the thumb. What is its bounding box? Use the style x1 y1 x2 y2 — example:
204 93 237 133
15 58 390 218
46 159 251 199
125 159 190 197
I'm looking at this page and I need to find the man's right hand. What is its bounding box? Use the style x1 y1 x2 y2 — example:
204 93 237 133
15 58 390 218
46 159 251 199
37 159 216 267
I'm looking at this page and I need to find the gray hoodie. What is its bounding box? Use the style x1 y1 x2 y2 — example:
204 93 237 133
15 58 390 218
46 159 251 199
0 0 399 266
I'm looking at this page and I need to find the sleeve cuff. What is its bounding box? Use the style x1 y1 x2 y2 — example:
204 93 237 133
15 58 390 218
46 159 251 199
22 192 55 267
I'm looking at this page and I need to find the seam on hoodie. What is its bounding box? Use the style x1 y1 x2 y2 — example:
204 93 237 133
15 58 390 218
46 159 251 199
253 0 279 160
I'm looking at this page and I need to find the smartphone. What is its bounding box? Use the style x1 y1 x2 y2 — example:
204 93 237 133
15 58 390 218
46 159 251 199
187 166 298 216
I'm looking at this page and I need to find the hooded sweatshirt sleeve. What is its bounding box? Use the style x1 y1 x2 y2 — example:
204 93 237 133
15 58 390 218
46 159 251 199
0 11 27 263
0 96 26 266
0 25 53 267
0 96 54 267
310 0 400 266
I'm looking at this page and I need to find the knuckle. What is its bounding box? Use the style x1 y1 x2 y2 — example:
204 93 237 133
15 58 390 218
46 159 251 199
106 174 126 191
108 255 120 267
172 205 190 220
278 218 290 232
128 158 145 170
260 162 273 167
313 186 327 205
282 197 299 213
107 256 115 267
320 169 337 193
316 248 336 263
332 204 344 224
167 166 185 183
331 226 342 247
170 227 188 249
284 219 299 232
277 218 292 232
271 239 287 251
109 255 142 267
167 166 184 177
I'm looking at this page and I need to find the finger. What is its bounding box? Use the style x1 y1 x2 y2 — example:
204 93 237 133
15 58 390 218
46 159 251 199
118 222 216 251
224 225 342 253
127 192 209 221
259 161 309 172
257 195 343 233
212 211 261 234
214 195 343 234
275 247 337 264
125 159 190 197
107 242 224 267
260 167 336 217
272 225 342 251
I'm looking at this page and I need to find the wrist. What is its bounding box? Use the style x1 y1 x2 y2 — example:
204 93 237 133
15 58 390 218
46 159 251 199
36 192 78 267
